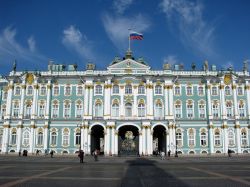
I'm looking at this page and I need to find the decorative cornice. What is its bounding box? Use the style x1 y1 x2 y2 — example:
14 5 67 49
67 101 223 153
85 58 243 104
17 125 23 128
3 125 10 128
232 85 236 89
245 85 250 90
44 125 49 129
208 125 214 129
222 124 228 129
104 84 112 89
146 84 153 89
21 85 26 89
34 85 39 89
235 124 240 129
219 85 224 89
30 125 36 129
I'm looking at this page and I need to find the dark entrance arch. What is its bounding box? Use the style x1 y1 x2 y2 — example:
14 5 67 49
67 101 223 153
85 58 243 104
91 125 104 155
153 125 166 155
118 125 139 156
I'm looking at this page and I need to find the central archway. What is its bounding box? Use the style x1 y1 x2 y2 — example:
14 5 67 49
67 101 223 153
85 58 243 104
91 125 104 155
118 125 139 156
152 125 166 155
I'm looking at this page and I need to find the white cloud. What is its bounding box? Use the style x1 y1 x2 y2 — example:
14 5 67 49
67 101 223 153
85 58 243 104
160 0 216 58
102 13 151 51
113 0 134 14
62 25 94 60
163 55 179 65
0 27 46 67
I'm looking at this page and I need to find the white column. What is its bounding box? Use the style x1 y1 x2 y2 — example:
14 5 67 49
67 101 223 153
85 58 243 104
87 130 91 154
164 86 169 118
235 124 241 153
88 86 93 117
142 126 146 155
83 122 88 153
106 126 110 155
2 124 10 153
31 84 38 119
146 82 153 119
81 127 84 151
169 86 174 117
30 124 35 153
220 84 226 118
166 130 170 153
232 85 238 119
84 86 89 117
43 124 48 151
114 130 118 155
120 86 124 118
246 84 250 119
206 84 212 119
104 82 111 119
133 85 137 117
168 125 173 153
17 123 22 152
19 84 26 119
209 124 214 154
45 82 51 119
223 121 228 154
173 126 176 153
139 131 142 155
111 126 115 155
148 128 153 155
5 83 13 119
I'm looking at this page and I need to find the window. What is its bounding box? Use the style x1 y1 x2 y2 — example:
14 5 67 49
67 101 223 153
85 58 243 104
40 86 46 95
214 131 221 146
112 103 119 117
188 129 195 146
226 102 233 118
12 102 19 118
175 86 180 95
65 86 71 96
241 130 248 146
38 103 45 118
155 85 162 94
23 131 29 146
187 103 193 118
1 105 6 119
25 103 32 118
198 103 206 119
138 85 145 94
198 86 204 96
51 132 57 145
212 102 219 118
239 102 245 118
94 102 103 117
77 86 83 95
125 103 132 117
125 85 132 94
228 129 235 146
3 91 7 100
200 131 207 146
75 132 81 145
64 102 71 118
112 85 119 94
75 102 83 118
15 86 21 95
212 86 217 95
175 102 181 118
27 86 33 95
138 103 145 117
238 87 243 95
11 131 17 145
53 86 59 95
52 103 59 118
62 129 69 146
176 129 182 146
186 86 192 95
155 102 163 118
95 85 102 94
0 130 3 147
225 86 231 95
37 132 43 145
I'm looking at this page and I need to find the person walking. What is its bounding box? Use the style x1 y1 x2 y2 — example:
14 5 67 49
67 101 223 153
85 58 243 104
168 150 171 157
160 151 165 160
18 150 21 157
78 150 84 163
93 149 98 161
50 150 54 158
36 149 39 156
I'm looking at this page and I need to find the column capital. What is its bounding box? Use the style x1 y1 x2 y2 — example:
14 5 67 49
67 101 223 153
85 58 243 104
30 125 36 129
234 124 241 129
208 124 214 129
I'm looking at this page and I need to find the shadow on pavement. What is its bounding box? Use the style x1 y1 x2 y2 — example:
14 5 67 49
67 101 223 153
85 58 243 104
121 158 188 187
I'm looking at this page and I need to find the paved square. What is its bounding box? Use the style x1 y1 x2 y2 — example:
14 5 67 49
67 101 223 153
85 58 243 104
0 155 249 187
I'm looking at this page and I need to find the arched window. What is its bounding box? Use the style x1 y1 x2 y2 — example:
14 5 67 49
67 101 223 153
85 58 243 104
155 85 162 94
112 85 119 94
95 85 102 94
27 86 33 95
238 101 245 118
237 87 243 95
51 132 57 145
174 86 180 95
52 101 59 118
212 86 217 95
198 86 204 95
225 86 231 95
65 86 71 95
241 130 248 146
175 101 181 118
187 101 194 118
155 101 163 118
214 130 221 146
64 101 71 118
125 85 132 94
75 101 83 118
198 101 206 118
62 129 69 146
188 129 195 146
176 129 182 147
226 101 233 118
77 86 83 95
11 131 17 145
25 103 32 118
186 86 192 95
125 103 132 117
111 103 119 117
15 86 21 95
75 132 81 145
228 129 235 146
138 85 145 94
53 86 59 95
138 103 145 117
212 101 219 118
12 101 20 118
40 86 46 95
23 131 29 146
38 103 45 118
94 101 103 117
37 132 43 145
200 131 207 146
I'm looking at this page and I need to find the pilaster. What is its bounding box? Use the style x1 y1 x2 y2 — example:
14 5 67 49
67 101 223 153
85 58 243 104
235 122 241 153
208 123 214 154
17 121 23 152
232 84 239 119
5 81 14 119
2 122 10 153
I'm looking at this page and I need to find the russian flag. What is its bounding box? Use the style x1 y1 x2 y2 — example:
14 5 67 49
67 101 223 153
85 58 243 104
130 31 143 40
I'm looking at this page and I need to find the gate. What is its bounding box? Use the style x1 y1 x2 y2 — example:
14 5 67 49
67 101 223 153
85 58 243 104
118 131 139 156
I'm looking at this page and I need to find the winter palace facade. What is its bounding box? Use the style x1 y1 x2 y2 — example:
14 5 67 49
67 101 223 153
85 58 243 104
0 51 249 156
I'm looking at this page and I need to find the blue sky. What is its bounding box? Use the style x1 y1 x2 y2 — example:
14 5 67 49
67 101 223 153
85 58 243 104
0 0 250 75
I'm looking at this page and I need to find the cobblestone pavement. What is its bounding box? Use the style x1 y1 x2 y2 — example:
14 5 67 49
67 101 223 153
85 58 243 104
0 154 249 187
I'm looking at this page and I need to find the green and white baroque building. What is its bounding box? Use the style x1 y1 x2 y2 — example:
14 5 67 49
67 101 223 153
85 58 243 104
0 51 250 156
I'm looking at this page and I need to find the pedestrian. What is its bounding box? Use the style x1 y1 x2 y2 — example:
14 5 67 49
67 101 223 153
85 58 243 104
93 149 98 161
44 149 48 156
168 150 171 157
36 149 39 156
50 150 54 158
18 150 21 157
228 149 231 157
160 151 165 160
78 150 84 163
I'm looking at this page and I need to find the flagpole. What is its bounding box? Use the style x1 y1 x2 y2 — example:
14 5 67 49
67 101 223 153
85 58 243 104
128 28 131 51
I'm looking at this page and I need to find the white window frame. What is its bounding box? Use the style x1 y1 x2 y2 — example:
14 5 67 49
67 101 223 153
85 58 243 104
75 102 83 118
186 103 194 118
211 86 218 96
40 86 46 96
95 85 103 95
186 86 193 96
112 85 119 94
15 86 21 96
27 85 33 95
64 85 71 96
53 86 60 96
174 86 181 95
111 103 119 117
77 86 83 96
188 129 195 147
198 86 204 96
50 131 57 145
155 85 162 95
63 102 71 118
200 130 207 146
138 85 145 94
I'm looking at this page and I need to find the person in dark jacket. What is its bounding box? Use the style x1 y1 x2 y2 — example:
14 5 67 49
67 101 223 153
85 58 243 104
78 150 84 163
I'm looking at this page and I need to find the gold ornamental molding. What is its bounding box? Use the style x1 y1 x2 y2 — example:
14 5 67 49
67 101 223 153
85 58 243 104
206 85 211 89
231 85 236 89
104 84 112 89
17 125 23 128
146 84 153 89
21 85 26 89
26 73 34 84
221 124 228 129
120 85 124 89
219 85 224 89
235 124 241 129
34 85 39 89
44 125 49 129
30 125 36 129
85 85 94 89
245 85 250 90
133 85 138 89
47 85 52 89
8 84 14 90
3 124 10 128
208 124 214 129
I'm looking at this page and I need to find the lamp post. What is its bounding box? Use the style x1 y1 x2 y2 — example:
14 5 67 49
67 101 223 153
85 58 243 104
175 121 180 157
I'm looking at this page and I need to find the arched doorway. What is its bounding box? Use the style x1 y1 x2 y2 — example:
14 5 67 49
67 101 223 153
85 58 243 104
152 125 166 155
91 125 104 155
118 125 139 156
